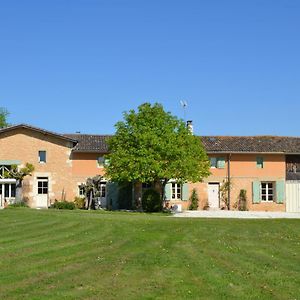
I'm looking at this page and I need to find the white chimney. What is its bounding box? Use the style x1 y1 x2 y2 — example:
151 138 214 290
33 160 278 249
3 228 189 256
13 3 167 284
187 120 193 134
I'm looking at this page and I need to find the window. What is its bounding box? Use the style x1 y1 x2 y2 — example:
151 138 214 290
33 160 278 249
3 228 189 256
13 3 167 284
172 183 182 200
39 151 46 163
37 177 48 194
97 156 104 168
256 157 264 168
210 157 217 168
78 185 85 197
261 182 274 201
210 157 225 169
100 182 106 198
0 183 16 198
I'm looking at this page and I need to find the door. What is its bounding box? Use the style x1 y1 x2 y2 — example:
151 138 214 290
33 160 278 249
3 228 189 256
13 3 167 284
36 177 48 208
286 181 300 212
0 179 16 207
208 183 219 209
99 182 107 207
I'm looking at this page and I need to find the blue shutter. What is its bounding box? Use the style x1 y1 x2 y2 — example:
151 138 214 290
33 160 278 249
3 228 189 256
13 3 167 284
106 182 119 210
276 180 285 204
182 183 189 201
164 183 172 200
252 181 261 203
217 157 225 169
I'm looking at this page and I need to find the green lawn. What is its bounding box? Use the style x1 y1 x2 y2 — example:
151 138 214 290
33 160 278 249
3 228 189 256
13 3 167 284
0 209 299 300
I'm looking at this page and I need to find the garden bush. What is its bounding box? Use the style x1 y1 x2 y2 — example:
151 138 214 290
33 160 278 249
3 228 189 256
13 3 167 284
74 196 85 209
189 188 199 210
7 201 28 208
51 200 75 210
142 189 162 212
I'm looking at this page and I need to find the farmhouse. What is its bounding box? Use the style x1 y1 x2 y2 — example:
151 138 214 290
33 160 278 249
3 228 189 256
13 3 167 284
0 124 300 212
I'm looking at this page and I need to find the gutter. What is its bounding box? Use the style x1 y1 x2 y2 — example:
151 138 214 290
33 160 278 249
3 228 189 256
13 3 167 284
228 153 231 210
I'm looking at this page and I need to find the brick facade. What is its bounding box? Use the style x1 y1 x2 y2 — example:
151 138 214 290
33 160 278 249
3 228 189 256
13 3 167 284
0 125 293 211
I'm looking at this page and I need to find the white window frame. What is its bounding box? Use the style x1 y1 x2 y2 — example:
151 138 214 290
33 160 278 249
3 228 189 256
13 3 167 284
261 182 274 202
100 182 106 198
78 185 85 197
38 150 47 163
172 183 182 200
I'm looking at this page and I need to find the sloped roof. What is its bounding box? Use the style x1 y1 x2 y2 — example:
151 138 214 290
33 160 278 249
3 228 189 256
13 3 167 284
201 136 300 153
0 124 77 144
3 124 300 154
64 134 112 152
65 134 300 154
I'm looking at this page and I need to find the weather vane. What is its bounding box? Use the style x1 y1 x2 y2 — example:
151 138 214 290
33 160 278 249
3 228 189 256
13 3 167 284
180 100 188 122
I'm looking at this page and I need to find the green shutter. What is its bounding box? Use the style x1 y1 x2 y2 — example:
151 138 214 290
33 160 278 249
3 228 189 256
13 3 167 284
276 180 285 204
252 181 261 203
217 157 225 169
164 183 172 200
182 183 189 201
106 182 119 210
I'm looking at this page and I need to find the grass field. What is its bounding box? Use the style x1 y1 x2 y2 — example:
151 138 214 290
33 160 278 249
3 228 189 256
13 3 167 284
0 208 299 300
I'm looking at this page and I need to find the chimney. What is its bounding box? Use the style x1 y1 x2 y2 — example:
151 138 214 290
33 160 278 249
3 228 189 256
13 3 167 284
187 120 193 134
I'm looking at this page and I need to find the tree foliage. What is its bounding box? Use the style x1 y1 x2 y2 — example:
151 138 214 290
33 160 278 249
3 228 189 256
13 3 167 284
0 107 10 128
105 103 210 188
7 163 35 181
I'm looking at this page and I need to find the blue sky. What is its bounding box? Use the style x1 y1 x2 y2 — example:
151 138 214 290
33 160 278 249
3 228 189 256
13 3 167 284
0 0 299 136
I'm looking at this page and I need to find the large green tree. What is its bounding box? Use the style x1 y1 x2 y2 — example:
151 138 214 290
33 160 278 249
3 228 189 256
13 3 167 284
105 103 210 205
0 107 10 128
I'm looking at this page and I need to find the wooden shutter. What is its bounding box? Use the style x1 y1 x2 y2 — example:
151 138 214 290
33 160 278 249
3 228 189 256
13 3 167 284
276 180 285 204
182 183 189 201
106 182 119 209
164 183 172 200
252 181 261 203
217 157 225 169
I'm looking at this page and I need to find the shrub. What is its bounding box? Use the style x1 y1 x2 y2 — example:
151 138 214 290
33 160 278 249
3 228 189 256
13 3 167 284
51 200 75 210
142 189 162 212
238 189 248 211
74 196 85 209
189 188 199 210
8 201 28 208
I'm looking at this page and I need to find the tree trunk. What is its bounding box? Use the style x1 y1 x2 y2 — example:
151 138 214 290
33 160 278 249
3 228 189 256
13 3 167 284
88 191 93 210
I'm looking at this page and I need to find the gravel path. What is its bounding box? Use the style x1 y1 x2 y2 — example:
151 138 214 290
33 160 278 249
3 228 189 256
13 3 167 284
173 210 300 219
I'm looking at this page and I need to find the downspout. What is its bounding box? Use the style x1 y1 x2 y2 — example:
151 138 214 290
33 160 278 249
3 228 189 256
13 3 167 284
228 153 231 210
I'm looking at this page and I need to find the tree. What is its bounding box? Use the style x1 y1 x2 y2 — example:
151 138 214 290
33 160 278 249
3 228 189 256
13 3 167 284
220 178 232 210
0 107 10 128
189 188 199 210
81 175 104 210
105 103 210 207
6 163 35 203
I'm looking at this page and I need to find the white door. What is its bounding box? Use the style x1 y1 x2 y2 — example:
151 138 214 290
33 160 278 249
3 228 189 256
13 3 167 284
36 177 48 208
286 181 300 212
208 183 219 209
